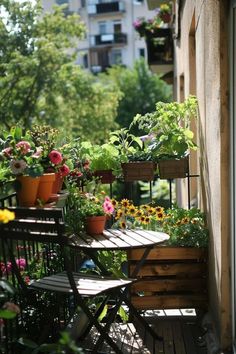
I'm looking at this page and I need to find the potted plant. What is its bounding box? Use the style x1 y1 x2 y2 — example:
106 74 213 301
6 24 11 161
65 182 114 236
109 128 157 182
86 143 121 184
0 126 44 206
131 95 198 179
158 4 172 23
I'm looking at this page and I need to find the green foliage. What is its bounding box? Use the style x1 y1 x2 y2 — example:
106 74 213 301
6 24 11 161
88 144 121 174
132 95 198 159
100 59 172 131
97 250 127 278
162 206 209 247
0 1 120 143
109 128 143 163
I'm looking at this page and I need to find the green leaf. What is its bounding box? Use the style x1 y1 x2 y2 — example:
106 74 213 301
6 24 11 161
17 337 38 349
118 306 129 322
0 309 17 319
0 280 15 295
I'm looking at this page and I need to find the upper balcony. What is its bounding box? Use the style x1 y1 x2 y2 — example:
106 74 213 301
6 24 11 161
90 32 127 47
87 1 125 16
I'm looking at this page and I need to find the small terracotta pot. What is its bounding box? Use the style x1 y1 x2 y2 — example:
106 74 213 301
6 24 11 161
16 175 40 207
85 215 106 235
51 172 64 194
37 173 55 204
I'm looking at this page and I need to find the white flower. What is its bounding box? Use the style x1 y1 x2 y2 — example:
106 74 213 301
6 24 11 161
10 159 27 175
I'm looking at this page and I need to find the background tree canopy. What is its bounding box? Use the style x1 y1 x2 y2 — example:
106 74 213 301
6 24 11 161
99 59 172 132
0 0 120 143
0 1 171 143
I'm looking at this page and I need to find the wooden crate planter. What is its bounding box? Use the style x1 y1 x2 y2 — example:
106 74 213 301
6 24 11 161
127 246 208 310
158 157 189 179
93 169 116 184
121 162 156 182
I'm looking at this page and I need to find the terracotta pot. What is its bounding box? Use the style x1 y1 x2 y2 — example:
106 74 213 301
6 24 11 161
85 215 106 235
37 173 55 204
16 175 40 207
51 172 64 194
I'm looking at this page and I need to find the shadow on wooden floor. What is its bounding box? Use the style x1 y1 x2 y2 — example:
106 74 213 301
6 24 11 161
137 309 208 354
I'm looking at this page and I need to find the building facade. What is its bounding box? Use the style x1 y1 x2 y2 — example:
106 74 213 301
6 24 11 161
147 0 233 352
42 0 157 73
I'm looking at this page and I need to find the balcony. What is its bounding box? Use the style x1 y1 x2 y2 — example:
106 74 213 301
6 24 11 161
146 28 173 69
90 32 127 47
87 1 125 16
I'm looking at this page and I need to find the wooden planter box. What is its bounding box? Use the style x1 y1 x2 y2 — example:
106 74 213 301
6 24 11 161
121 162 156 182
127 246 208 310
158 157 189 179
93 169 116 184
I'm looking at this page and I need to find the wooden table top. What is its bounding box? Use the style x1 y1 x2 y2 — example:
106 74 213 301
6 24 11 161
68 228 169 250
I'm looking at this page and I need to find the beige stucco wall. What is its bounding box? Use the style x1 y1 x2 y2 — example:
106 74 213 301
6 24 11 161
174 0 231 349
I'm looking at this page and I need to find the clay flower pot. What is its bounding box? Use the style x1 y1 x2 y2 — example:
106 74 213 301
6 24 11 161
16 175 40 207
51 172 64 194
85 215 106 235
37 173 55 204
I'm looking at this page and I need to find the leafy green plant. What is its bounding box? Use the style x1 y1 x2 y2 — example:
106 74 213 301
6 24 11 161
109 128 143 163
88 143 121 175
162 206 209 247
131 95 198 160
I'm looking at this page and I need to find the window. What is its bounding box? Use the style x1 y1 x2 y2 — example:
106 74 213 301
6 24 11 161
110 49 122 65
139 48 145 58
113 20 122 34
98 21 107 35
83 54 88 68
56 0 68 4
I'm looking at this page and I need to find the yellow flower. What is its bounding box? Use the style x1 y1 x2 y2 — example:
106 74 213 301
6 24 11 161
145 216 150 224
156 211 164 220
0 209 15 224
111 199 118 207
119 221 126 229
115 209 124 220
155 206 164 213
128 205 136 216
148 207 156 215
181 217 189 224
135 210 143 218
121 199 130 208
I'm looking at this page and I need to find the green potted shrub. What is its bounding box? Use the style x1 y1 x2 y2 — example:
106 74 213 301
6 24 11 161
131 95 198 179
109 128 157 182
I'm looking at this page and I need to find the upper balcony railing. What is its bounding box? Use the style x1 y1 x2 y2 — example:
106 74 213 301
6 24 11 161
87 1 125 16
90 32 127 47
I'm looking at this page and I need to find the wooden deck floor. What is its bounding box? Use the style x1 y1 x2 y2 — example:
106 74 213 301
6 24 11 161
141 309 207 354
81 309 207 353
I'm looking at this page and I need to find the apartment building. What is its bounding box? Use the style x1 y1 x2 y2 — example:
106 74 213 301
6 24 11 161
41 0 157 73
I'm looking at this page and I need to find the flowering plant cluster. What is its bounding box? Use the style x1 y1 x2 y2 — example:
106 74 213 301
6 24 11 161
111 200 208 248
133 16 161 38
0 126 70 178
77 191 114 218
111 198 164 230
0 209 15 224
133 4 172 38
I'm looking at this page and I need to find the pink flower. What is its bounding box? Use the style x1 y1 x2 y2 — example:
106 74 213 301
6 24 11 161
16 258 26 271
16 141 31 154
48 150 63 165
32 146 43 158
103 200 114 214
2 147 13 158
59 164 70 177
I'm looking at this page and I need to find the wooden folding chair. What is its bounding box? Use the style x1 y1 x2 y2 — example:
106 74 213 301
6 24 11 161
0 207 135 353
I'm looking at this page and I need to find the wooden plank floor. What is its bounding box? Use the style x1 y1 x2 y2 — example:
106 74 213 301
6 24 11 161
137 309 208 354
79 309 207 353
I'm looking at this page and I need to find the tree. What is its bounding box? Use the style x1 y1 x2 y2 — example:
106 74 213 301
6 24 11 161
0 1 120 143
100 59 172 132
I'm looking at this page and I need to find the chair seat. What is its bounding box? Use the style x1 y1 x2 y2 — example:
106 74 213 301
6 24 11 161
30 271 134 296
